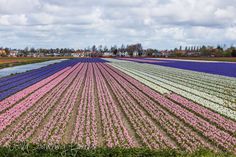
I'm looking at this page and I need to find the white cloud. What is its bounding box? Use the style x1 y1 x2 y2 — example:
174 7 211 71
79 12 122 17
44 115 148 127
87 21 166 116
215 6 236 23
0 0 41 14
0 0 236 49
225 27 236 40
0 14 28 25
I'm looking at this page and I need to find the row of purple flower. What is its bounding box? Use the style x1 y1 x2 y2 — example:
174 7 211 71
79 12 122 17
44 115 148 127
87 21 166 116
120 58 236 78
0 58 108 101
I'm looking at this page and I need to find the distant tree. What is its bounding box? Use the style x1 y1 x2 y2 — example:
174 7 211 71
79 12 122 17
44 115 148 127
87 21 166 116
200 45 210 56
136 43 143 56
224 49 232 57
30 48 37 54
172 47 183 57
126 45 134 56
120 44 126 53
103 46 108 52
113 49 118 56
127 44 143 56
217 45 223 52
232 49 236 57
145 49 157 56
22 47 29 56
59 48 63 54
190 46 194 51
92 45 97 52
4 48 10 56
196 46 200 52
55 48 59 53
98 45 103 52
111 45 118 56
185 46 188 52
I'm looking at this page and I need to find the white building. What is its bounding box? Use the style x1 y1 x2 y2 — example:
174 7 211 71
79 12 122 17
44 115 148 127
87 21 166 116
118 51 129 57
9 50 19 57
103 52 113 57
72 52 85 57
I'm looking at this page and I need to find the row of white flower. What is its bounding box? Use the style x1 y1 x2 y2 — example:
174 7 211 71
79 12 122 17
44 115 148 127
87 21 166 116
132 61 236 89
105 59 236 120
105 59 236 102
104 58 235 90
144 65 235 92
147 64 236 94
111 64 171 94
125 64 236 109
105 58 236 86
145 58 236 83
109 60 236 109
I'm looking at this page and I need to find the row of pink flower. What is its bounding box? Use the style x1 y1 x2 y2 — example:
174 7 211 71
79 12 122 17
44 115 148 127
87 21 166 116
47 63 87 145
0 64 79 132
0 80 64 145
71 63 98 147
167 93 236 134
102 63 211 151
0 67 70 113
1 62 134 147
85 64 97 147
93 63 135 147
160 96 236 150
0 64 81 145
125 67 236 135
23 63 83 145
34 63 85 144
98 63 176 149
106 64 236 152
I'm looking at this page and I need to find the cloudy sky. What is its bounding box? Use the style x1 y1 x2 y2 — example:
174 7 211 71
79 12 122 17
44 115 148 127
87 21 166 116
0 0 236 49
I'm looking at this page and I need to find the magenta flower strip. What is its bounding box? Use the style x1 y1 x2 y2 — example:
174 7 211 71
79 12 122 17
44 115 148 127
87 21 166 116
0 64 83 145
71 63 98 147
98 63 175 149
106 64 236 152
0 58 235 153
0 67 70 113
0 64 79 132
34 63 85 144
167 93 236 135
102 63 212 151
93 63 135 147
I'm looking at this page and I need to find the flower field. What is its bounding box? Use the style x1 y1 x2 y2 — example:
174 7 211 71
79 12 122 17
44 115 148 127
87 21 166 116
0 58 235 154
119 57 236 78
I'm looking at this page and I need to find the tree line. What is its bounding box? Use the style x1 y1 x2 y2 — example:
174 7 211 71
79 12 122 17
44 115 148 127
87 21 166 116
1 43 236 57
0 47 76 57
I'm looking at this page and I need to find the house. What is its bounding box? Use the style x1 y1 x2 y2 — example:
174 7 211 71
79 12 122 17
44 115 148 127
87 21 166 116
71 53 80 57
63 53 72 57
25 52 45 57
160 50 172 57
72 51 86 57
9 50 19 57
133 51 145 57
53 53 62 56
0 49 7 56
103 52 113 57
133 51 139 57
186 51 201 56
152 51 163 57
118 51 129 57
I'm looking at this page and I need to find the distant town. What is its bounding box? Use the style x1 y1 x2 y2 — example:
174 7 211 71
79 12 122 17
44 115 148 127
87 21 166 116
0 43 236 58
